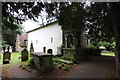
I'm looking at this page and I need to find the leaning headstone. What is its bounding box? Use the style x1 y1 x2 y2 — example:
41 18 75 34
21 49 28 61
30 43 34 57
3 51 11 64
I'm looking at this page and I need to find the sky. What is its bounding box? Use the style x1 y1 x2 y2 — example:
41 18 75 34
21 1 47 32
21 19 40 32
21 11 48 32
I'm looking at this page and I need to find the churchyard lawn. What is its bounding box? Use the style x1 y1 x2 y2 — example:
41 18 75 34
101 52 115 57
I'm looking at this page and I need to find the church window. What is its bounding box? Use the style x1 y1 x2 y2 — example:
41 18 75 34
51 37 53 43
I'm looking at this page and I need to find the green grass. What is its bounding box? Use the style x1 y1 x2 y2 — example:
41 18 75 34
11 52 21 64
101 52 115 57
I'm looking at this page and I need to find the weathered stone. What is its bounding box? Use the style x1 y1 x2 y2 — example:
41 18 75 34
58 59 73 65
31 52 53 73
3 51 11 64
63 48 75 61
21 49 28 61
30 43 34 57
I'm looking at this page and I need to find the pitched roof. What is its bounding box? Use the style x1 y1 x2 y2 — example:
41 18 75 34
27 21 58 33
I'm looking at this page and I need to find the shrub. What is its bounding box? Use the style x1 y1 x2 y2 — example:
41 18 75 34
62 66 69 71
19 64 26 70
60 44 65 48
90 43 97 49
27 57 34 65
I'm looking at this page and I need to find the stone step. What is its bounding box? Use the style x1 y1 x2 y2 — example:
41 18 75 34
58 59 73 64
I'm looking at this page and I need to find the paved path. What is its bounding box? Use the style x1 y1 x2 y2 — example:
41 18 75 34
63 56 116 78
6 65 34 78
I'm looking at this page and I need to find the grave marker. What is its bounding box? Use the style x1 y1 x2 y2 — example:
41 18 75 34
3 51 11 64
21 49 28 61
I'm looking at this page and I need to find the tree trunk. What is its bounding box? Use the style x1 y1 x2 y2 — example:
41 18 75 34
110 2 120 78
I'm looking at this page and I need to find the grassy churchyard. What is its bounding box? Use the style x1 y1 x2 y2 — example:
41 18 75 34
1 51 115 65
1 51 115 66
101 52 115 57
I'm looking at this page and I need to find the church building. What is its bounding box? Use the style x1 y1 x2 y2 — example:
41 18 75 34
27 21 89 55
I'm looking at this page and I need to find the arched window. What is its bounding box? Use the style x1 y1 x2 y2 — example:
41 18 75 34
43 47 46 53
51 37 53 43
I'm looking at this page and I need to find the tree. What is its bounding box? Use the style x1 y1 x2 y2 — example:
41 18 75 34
2 2 44 28
2 25 23 51
110 2 120 77
2 2 44 50
85 2 114 43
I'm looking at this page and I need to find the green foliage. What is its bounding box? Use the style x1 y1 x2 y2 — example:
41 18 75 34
90 43 97 49
2 2 44 50
62 66 69 71
19 64 26 70
19 64 31 72
111 42 115 48
52 57 71 71
45 2 114 43
58 2 85 31
27 57 34 65
2 2 44 27
90 37 115 51
2 22 24 51
60 44 65 48
86 2 114 42
101 52 115 56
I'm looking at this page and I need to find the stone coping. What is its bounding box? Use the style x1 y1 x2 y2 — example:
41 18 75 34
31 52 53 57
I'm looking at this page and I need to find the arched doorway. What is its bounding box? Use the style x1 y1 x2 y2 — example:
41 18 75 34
47 49 53 54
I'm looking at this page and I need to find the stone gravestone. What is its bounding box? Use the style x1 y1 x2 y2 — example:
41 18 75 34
21 49 28 61
9 46 12 53
30 43 34 57
3 51 11 64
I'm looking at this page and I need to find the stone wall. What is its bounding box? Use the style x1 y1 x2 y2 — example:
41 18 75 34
63 48 75 61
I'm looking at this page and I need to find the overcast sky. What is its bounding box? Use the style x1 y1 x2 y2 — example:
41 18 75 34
21 10 48 32
21 19 40 32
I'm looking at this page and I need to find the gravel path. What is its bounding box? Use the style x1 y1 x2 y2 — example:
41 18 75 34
6 65 35 78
